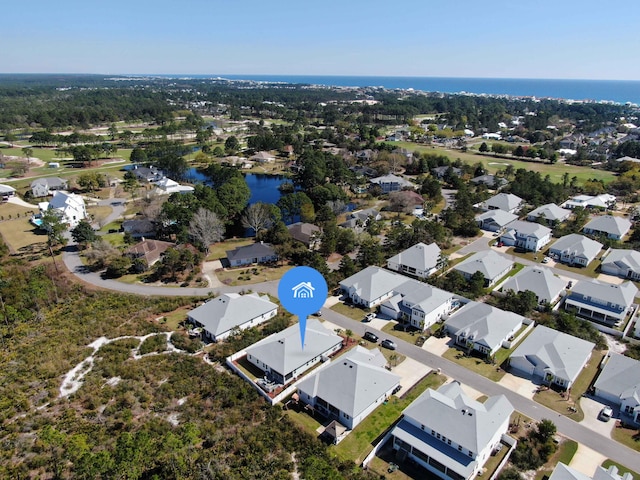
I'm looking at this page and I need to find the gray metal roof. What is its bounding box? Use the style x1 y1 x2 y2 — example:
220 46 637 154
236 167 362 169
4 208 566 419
527 203 571 222
444 302 524 351
571 279 637 310
584 215 632 237
503 220 552 240
395 280 454 314
226 242 276 262
453 250 513 281
475 209 518 228
400 381 513 455
245 319 342 377
297 347 400 419
386 242 442 272
339 266 411 304
593 352 640 402
483 193 523 212
188 293 277 338
509 325 595 383
549 463 593 480
602 249 640 273
501 266 566 303
549 234 603 259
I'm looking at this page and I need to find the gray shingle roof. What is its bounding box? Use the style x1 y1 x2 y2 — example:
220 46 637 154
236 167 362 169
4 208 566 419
549 234 603 259
188 293 277 338
593 352 640 403
483 193 523 212
387 242 441 272
297 347 400 419
501 266 566 303
570 279 637 310
602 249 640 273
245 319 342 377
444 302 524 351
339 266 411 304
475 209 518 228
503 220 552 240
584 215 632 237
226 242 276 262
509 325 595 383
453 250 513 281
527 203 571 222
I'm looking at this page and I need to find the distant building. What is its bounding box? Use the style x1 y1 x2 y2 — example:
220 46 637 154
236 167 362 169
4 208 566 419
470 174 508 189
526 203 571 226
250 151 276 163
287 222 321 248
0 184 16 199
562 194 616 210
30 177 68 198
126 239 175 267
370 173 414 193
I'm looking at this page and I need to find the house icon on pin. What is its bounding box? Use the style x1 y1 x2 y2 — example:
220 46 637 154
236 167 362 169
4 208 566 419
292 281 315 299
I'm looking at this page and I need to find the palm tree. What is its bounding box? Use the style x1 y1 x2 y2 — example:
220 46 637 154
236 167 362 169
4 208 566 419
345 329 353 345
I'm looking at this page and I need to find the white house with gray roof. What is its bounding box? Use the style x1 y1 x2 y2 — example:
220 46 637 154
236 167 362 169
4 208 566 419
453 250 514 287
601 249 640 281
500 266 566 304
187 293 278 342
480 193 523 214
583 215 632 240
30 177 68 198
562 194 616 210
444 302 524 357
475 210 517 232
527 203 571 226
391 381 513 480
564 279 637 325
339 266 411 308
499 220 552 252
548 234 603 267
509 325 594 389
225 242 278 267
386 242 443 279
297 347 400 431
245 319 343 386
593 352 640 424
549 463 634 480
370 173 414 192
44 191 87 227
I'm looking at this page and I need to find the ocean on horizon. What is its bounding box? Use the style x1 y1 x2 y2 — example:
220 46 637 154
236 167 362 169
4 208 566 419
149 74 640 105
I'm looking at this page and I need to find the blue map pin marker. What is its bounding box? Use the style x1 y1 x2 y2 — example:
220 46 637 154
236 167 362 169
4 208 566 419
278 266 328 349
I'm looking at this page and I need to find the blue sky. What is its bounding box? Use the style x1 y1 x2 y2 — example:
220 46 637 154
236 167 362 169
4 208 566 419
2 0 639 80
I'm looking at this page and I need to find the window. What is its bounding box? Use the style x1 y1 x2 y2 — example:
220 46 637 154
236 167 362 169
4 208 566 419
436 433 441 439
431 430 435 436
458 445 462 451
447 439 451 445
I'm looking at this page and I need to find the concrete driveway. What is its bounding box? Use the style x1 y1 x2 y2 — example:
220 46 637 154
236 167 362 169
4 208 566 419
391 357 432 397
497 373 538 399
569 443 606 477
423 336 452 355
578 396 616 438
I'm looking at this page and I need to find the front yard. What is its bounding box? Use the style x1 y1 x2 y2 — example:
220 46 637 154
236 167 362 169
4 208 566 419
215 264 293 286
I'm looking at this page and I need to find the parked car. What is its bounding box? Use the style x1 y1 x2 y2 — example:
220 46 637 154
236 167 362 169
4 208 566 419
381 339 397 350
363 331 379 343
363 312 376 322
599 406 613 422
313 311 322 317
542 256 551 263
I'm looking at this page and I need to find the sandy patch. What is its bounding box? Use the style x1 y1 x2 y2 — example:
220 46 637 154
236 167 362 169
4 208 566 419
569 444 606 477
391 357 432 396
497 373 538 399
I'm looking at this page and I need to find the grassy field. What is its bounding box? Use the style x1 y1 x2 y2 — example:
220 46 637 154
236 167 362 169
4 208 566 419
0 218 47 253
215 265 293 286
390 142 617 184
0 202 39 219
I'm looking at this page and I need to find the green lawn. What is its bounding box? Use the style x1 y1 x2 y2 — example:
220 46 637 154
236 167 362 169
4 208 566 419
330 302 372 321
0 218 47 253
610 423 640 452
215 265 293 286
602 460 640 478
535 439 579 480
442 348 506 381
331 372 446 464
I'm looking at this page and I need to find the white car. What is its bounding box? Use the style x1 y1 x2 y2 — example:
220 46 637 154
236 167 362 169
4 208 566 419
599 406 613 422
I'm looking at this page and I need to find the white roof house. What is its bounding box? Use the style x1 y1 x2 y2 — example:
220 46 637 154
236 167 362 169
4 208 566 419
501 266 566 304
499 220 552 252
549 463 634 480
339 266 411 308
548 234 603 267
390 382 513 480
562 194 616 210
601 249 640 281
453 250 514 287
187 293 278 342
565 279 637 325
475 210 518 232
386 242 443 279
527 203 571 225
481 193 523 214
245 318 343 386
370 173 414 192
509 325 594 389
583 215 632 240
593 352 640 424
297 347 400 431
46 191 87 227
0 184 16 197
250 151 276 163
444 302 524 356
152 177 195 196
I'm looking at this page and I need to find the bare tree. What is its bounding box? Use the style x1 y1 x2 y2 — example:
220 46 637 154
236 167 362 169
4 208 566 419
241 202 272 236
189 208 224 254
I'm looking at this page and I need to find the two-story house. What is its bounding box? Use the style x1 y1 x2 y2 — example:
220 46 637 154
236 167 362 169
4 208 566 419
548 234 603 267
564 279 637 325
593 352 640 424
498 220 552 252
386 242 443 279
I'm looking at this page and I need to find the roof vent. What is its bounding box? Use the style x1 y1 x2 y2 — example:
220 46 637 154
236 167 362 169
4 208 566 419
468 412 473 416
462 409 466 414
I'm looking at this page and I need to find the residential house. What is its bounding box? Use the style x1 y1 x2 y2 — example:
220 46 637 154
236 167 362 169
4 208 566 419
548 234 603 267
601 249 640 281
509 325 594 389
250 151 276 163
151 177 195 196
340 208 382 230
245 318 343 386
475 210 517 232
122 218 156 239
500 266 566 304
432 166 463 180
444 302 524 357
0 184 16 199
390 381 513 480
499 220 552 252
480 193 523 214
562 194 616 210
593 352 640 424
583 215 632 240
380 279 457 331
453 250 514 288
340 266 411 308
549 463 634 480
370 173 414 193
386 242 443 279
287 222 321 248
45 191 87 227
616 155 640 164
296 347 400 431
470 174 508 189
564 279 637 325
126 239 175 267
132 165 163 183
225 242 278 267
187 293 278 342
526 203 571 226
30 177 68 198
